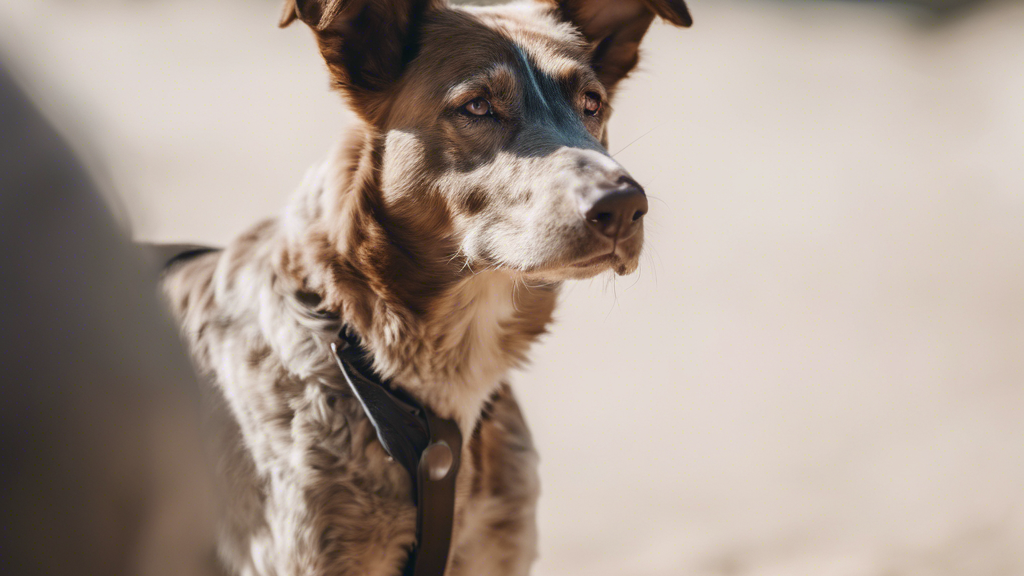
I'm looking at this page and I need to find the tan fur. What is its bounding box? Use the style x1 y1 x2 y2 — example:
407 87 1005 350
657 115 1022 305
163 1 689 574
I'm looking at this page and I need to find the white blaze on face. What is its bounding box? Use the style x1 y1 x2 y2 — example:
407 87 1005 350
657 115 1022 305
381 129 429 204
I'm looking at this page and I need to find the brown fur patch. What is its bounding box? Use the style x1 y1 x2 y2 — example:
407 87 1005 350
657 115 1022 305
460 188 489 215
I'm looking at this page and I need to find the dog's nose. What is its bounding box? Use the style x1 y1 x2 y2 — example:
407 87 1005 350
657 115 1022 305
583 177 649 240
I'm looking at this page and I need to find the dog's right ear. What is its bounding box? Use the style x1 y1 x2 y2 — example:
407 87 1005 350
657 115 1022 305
546 0 691 94
279 0 444 123
279 0 301 28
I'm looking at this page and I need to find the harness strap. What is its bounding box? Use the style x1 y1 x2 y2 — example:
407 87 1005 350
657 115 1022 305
144 243 218 272
412 413 462 576
332 330 461 576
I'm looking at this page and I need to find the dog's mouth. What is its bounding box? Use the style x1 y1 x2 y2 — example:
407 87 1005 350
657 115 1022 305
571 252 618 269
522 248 637 281
498 226 645 281
572 251 637 277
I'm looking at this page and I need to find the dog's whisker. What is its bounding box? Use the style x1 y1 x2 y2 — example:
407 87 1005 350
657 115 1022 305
646 194 671 209
626 261 643 292
642 249 660 287
446 249 465 267
611 126 658 158
612 273 621 310
602 272 620 322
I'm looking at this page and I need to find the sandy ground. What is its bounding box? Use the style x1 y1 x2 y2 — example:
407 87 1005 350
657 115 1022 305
2 1 1022 574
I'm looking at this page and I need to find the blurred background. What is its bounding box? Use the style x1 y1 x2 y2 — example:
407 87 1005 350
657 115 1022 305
1 0 1021 574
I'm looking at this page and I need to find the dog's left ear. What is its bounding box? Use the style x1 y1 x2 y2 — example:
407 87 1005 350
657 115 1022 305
546 0 691 92
279 0 445 123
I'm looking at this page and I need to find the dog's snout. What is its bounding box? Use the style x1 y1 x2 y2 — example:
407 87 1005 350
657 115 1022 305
582 177 648 241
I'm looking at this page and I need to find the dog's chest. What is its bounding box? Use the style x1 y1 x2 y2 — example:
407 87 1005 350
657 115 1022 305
211 334 521 576
166 249 544 575
387 273 525 424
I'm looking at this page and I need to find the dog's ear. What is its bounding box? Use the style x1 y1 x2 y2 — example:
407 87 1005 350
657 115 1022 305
279 0 301 28
546 0 691 92
279 0 444 123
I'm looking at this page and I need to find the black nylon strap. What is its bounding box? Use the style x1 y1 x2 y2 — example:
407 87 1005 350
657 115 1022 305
334 341 430 487
332 330 461 576
412 413 462 576
142 243 219 272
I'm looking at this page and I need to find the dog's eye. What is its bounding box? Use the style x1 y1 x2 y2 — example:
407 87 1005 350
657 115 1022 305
463 97 492 117
583 92 603 116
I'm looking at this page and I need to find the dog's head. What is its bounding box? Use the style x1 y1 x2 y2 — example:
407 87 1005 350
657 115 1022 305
282 0 690 282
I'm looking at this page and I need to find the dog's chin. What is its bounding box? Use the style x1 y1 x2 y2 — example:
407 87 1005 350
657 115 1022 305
523 252 641 283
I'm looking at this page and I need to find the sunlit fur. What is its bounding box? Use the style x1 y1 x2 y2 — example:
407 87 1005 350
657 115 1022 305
163 1 690 574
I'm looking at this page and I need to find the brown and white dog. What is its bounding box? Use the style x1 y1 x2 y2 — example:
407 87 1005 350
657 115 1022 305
161 1 691 574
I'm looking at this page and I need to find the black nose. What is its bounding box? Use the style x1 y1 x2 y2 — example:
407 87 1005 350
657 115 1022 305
583 177 649 240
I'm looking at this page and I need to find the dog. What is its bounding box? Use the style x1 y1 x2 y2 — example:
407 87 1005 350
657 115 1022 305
161 1 691 574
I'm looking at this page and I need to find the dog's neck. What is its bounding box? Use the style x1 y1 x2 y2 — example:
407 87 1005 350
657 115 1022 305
280 129 558 427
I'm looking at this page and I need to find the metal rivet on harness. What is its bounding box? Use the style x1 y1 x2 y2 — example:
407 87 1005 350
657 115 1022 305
423 442 454 481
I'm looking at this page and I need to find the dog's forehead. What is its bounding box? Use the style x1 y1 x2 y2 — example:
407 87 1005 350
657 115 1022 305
414 6 594 89
467 4 591 77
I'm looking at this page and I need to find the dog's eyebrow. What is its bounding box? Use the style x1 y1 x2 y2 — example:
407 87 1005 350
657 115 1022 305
514 42 595 85
560 66 606 98
445 65 518 107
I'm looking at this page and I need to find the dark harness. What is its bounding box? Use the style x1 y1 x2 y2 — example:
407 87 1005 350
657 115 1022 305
333 328 462 576
153 244 462 576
